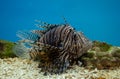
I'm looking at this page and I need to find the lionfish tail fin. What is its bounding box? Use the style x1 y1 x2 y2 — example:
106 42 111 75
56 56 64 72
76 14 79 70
13 40 31 59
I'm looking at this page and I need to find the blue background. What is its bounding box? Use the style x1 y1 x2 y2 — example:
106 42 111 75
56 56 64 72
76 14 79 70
0 0 120 46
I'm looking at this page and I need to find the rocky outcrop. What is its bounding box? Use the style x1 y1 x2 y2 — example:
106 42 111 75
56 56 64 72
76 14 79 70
81 41 120 69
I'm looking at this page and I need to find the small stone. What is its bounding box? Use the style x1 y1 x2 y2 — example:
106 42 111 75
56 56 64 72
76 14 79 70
0 58 120 79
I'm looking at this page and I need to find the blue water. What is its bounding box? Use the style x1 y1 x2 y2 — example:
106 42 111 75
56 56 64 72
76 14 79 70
0 0 120 46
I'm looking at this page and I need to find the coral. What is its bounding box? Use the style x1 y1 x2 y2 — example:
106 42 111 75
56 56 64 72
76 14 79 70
0 40 16 58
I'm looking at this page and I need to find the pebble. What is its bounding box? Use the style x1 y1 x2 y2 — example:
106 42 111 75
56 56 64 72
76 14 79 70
0 58 120 79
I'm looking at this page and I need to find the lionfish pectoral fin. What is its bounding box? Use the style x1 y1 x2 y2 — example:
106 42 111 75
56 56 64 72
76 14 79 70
13 41 31 59
44 44 62 52
17 31 40 42
77 60 82 66
36 42 62 51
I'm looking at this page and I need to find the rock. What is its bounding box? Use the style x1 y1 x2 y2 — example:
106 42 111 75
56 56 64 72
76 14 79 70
0 40 120 78
81 41 120 70
112 48 120 58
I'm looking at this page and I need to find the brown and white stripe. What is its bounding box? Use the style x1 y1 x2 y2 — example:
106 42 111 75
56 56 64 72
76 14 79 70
16 23 92 75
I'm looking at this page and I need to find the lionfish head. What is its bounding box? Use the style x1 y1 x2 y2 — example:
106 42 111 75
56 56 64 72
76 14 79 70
75 32 93 58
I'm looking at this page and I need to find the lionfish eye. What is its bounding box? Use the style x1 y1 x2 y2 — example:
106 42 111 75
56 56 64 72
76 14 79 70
74 34 76 38
69 28 73 32
68 29 71 32
73 32 77 38
65 29 72 34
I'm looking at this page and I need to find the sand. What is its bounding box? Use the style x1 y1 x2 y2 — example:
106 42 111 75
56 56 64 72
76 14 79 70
0 58 120 79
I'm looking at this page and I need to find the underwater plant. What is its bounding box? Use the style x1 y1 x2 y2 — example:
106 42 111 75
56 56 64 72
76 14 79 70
13 21 92 75
92 41 112 52
0 40 16 58
81 41 120 70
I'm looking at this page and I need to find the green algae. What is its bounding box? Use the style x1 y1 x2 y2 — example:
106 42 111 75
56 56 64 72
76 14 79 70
92 41 112 52
112 48 120 58
82 51 95 58
81 41 120 70
0 40 16 58
0 39 120 70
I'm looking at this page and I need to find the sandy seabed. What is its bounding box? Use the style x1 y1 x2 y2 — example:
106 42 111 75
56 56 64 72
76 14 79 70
0 58 120 79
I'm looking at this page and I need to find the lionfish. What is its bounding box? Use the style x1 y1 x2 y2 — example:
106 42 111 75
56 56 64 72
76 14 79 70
13 20 92 75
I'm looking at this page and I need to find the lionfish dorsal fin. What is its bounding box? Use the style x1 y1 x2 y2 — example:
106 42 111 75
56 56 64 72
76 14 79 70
31 30 46 36
35 20 60 33
62 16 70 26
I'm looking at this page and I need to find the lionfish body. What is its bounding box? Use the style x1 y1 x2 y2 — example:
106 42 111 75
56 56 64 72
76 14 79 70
14 22 92 75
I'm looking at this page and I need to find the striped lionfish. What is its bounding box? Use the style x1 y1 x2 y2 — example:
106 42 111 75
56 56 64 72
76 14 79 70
13 20 92 75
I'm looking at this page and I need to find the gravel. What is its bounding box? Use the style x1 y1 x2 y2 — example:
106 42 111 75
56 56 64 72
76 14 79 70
0 58 120 79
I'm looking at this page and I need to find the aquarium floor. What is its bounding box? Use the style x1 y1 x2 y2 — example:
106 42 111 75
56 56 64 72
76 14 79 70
0 58 120 79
